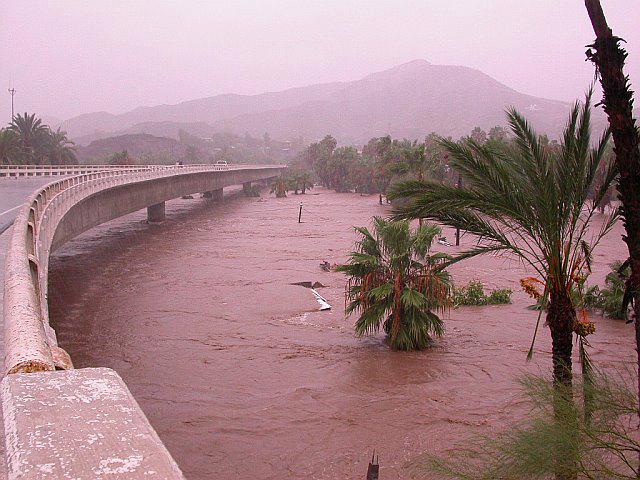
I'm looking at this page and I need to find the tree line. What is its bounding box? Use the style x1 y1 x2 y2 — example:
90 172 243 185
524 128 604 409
0 113 77 165
285 124 614 210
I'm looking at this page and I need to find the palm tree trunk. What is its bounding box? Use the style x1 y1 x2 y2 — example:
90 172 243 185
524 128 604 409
584 4 640 475
391 271 403 344
547 290 578 480
547 290 575 389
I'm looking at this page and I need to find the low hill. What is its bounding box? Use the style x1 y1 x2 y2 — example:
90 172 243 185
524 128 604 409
76 133 190 163
73 121 216 146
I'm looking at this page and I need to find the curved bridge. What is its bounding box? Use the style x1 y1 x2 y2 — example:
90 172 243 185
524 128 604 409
1 164 284 478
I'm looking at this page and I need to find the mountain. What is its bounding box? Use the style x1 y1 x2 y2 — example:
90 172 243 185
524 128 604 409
63 60 603 145
63 82 346 143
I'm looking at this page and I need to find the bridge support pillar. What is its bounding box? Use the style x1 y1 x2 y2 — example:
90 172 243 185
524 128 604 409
147 202 166 222
243 181 252 195
203 188 223 201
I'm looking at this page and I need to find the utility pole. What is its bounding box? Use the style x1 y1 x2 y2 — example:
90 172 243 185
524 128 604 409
8 87 16 121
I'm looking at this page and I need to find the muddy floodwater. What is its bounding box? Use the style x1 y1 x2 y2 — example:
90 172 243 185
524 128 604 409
49 186 634 479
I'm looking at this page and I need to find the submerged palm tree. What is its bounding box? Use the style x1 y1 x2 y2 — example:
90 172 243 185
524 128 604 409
389 93 618 387
336 218 452 350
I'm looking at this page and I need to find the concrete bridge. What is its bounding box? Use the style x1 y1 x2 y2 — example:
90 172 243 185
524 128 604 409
0 163 284 478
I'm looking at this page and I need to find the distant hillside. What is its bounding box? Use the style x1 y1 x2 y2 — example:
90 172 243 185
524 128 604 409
76 133 189 162
75 130 301 164
64 60 606 145
73 121 215 145
64 82 346 143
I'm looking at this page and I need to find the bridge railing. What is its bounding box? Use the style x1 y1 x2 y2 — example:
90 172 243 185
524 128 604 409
0 163 235 178
3 163 281 374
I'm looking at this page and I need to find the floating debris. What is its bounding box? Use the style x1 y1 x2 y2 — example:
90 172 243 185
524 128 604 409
310 289 331 311
291 282 331 310
437 236 452 247
291 281 326 289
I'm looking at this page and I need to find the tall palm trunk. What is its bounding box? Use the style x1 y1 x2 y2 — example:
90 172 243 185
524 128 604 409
547 290 578 480
584 4 640 473
391 270 403 343
548 290 576 389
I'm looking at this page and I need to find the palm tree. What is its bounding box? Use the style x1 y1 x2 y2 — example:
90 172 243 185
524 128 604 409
336 218 452 350
585 2 640 452
0 129 19 165
298 171 312 194
46 127 77 165
326 146 358 192
389 94 618 388
270 176 287 198
396 141 447 225
8 113 50 164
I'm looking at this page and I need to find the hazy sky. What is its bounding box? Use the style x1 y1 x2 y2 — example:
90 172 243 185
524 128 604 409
2 1 639 123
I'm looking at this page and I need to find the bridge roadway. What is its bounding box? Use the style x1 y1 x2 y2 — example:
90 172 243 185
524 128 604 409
0 164 284 479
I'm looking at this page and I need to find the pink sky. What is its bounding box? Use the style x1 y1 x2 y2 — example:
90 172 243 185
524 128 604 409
2 1 639 123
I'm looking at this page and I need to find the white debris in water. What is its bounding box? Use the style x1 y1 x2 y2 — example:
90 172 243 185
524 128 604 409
310 289 331 310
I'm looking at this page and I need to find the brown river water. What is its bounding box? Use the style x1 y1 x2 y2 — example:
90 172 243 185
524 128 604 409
48 186 635 479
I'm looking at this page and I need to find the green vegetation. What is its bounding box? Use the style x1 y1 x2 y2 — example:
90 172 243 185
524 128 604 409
336 218 452 350
389 93 618 391
291 132 453 197
522 261 632 321
291 127 564 201
0 113 76 165
408 371 639 480
270 177 287 198
584 261 631 320
453 281 512 307
106 150 133 165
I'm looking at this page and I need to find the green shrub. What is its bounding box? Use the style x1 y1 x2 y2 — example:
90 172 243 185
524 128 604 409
581 262 630 320
599 261 630 320
583 284 603 310
487 288 513 305
453 281 512 307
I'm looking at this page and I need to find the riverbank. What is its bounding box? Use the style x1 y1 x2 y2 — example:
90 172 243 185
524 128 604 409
48 186 634 479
